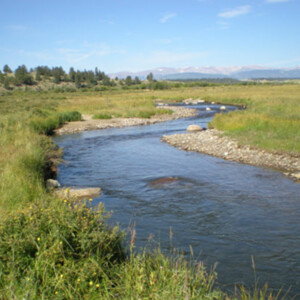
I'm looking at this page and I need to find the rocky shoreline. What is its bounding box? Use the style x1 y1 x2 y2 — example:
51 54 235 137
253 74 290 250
162 129 300 182
55 106 197 135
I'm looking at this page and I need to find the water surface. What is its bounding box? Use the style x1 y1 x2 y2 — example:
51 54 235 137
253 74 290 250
54 104 300 296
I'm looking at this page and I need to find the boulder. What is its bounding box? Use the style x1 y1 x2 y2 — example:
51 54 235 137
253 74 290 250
206 107 211 111
220 105 226 110
187 125 203 132
55 187 102 200
46 179 60 190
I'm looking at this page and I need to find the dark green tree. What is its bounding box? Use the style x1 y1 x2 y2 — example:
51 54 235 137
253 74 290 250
75 73 81 89
15 65 33 85
69 67 76 82
146 72 154 82
35 66 51 77
3 64 12 74
125 76 133 86
134 76 141 84
53 71 61 84
52 67 65 84
86 71 96 86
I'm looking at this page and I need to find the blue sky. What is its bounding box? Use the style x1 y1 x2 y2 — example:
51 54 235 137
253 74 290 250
1 0 299 73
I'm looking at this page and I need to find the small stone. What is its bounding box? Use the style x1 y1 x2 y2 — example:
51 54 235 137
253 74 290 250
46 179 60 190
187 125 203 132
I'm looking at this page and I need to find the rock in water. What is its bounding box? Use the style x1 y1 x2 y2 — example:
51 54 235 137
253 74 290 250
291 172 300 182
149 177 179 186
55 187 102 199
187 125 203 132
206 107 211 111
46 179 60 190
220 106 226 110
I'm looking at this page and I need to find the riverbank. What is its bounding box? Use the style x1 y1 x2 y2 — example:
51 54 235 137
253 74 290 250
162 129 300 182
55 106 197 135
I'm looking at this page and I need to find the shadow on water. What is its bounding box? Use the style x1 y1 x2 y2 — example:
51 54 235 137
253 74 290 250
54 103 300 297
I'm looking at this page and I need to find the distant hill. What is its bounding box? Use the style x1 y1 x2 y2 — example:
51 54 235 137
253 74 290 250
157 72 229 80
109 66 300 80
232 69 300 79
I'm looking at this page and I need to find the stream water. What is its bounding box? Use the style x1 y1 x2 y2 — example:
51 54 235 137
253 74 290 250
54 103 300 297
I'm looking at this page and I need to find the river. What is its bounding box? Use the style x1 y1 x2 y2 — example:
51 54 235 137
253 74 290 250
54 103 300 297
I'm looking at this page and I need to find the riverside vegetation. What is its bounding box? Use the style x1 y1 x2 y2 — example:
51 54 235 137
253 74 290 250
0 67 299 298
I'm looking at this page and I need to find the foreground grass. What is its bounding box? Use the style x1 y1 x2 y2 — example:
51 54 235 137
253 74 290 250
0 197 222 299
0 86 295 298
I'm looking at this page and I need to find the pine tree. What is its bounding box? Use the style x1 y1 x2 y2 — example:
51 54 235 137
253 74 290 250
125 76 133 86
15 65 33 85
134 76 141 84
146 72 154 82
3 65 12 74
69 67 76 82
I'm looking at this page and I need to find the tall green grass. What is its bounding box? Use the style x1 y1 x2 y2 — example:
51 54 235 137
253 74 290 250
29 111 81 135
204 85 300 154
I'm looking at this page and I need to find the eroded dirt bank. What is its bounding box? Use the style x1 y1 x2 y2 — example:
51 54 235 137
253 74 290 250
162 129 300 181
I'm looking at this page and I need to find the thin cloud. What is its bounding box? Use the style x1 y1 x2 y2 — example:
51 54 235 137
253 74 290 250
218 5 252 18
160 13 177 23
266 0 290 2
56 43 125 64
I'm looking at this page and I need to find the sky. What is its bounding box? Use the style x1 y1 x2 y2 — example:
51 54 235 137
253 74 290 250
1 0 300 73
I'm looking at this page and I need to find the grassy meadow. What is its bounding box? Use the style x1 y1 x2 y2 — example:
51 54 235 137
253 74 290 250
0 83 298 298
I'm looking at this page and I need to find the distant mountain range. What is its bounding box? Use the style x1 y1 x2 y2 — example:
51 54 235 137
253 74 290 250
109 66 300 80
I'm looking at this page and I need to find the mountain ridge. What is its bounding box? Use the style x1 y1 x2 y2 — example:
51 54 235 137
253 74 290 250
109 66 300 80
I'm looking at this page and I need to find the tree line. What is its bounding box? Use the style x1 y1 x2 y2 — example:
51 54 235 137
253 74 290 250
0 64 155 90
